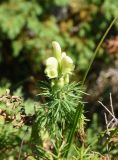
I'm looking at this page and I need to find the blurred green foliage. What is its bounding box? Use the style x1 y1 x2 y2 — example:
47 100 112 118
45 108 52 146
0 87 36 159
0 1 118 158
0 0 118 82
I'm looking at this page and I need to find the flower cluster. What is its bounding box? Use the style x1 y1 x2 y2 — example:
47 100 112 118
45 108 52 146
45 41 74 87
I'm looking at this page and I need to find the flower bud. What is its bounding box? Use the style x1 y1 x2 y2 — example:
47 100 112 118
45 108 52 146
57 77 65 88
64 74 69 84
51 80 56 87
61 52 74 74
52 41 61 62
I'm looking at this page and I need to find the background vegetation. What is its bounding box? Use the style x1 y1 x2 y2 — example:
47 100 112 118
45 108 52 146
0 0 118 159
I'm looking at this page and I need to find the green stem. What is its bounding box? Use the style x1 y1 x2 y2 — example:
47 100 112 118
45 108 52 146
82 16 118 85
65 17 118 158
64 104 83 157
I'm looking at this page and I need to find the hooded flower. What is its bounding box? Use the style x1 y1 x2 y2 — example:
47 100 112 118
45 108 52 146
45 57 58 78
61 52 74 74
46 57 58 68
45 68 58 78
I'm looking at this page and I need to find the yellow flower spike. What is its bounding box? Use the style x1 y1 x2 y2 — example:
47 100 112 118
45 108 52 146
61 52 74 74
52 41 62 62
45 41 74 82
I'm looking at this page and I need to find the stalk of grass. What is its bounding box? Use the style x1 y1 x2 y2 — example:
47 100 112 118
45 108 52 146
65 17 118 158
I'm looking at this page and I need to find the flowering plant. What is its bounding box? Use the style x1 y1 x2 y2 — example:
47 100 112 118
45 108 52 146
32 41 84 159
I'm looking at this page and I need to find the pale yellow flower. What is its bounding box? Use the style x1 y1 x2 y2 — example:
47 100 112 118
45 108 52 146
45 67 58 78
45 57 58 78
46 57 58 68
61 52 74 74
